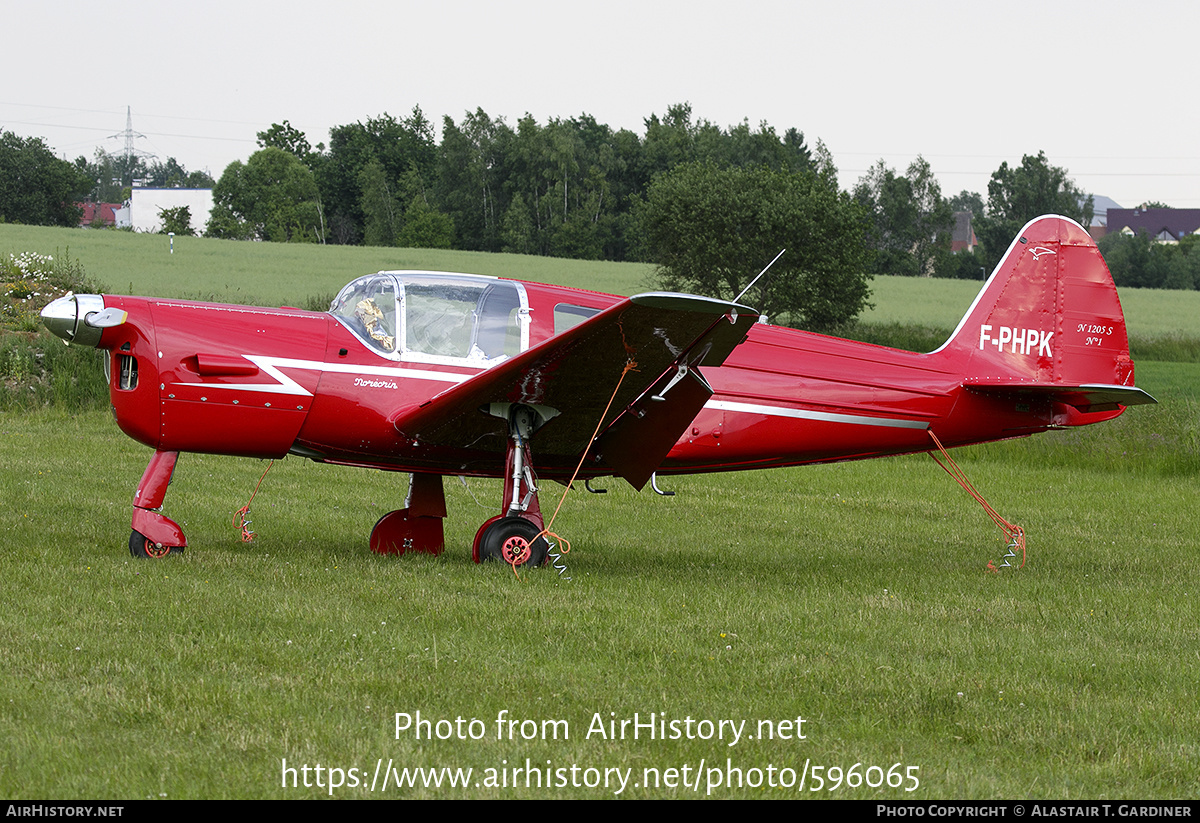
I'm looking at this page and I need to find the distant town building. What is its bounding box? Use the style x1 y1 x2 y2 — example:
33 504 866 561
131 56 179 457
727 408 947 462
77 202 130 229
1086 195 1122 239
951 211 977 253
1106 207 1200 244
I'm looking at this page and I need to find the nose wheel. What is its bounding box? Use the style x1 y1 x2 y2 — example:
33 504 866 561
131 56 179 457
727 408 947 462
129 529 183 559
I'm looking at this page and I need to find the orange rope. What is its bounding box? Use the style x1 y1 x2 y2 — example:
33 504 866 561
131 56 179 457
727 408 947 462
233 460 274 542
533 358 640 561
927 431 1026 571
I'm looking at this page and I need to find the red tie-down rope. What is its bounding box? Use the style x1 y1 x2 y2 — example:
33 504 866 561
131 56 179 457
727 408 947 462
233 460 275 542
926 431 1026 571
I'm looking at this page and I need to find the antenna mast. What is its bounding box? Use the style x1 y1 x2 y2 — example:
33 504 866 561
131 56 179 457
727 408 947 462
735 249 786 304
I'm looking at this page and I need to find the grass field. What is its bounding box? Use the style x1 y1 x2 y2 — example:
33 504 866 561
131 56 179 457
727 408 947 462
4 223 1200 341
0 224 656 307
1 225 1198 799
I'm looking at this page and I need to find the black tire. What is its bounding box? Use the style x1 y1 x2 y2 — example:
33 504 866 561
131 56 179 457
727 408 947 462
129 529 181 559
478 516 549 568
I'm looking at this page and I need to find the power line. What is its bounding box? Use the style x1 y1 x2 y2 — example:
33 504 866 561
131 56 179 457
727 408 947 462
0 99 266 128
1 117 256 144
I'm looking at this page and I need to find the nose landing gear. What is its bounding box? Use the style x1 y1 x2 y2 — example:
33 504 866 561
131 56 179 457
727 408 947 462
129 450 186 558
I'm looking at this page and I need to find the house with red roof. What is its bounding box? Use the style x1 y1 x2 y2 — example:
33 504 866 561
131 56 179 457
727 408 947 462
77 201 130 228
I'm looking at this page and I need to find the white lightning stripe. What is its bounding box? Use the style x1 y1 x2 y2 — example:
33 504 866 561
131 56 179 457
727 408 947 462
172 355 475 396
707 399 929 430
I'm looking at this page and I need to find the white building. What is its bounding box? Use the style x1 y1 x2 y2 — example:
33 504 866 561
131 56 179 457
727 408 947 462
130 188 214 234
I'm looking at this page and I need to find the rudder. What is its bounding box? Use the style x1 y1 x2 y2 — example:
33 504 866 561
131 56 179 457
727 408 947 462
935 214 1140 394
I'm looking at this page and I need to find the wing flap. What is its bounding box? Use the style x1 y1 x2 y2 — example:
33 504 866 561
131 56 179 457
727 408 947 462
595 365 714 490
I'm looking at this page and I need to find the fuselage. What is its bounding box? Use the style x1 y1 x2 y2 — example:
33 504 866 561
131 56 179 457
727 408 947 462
57 269 1122 483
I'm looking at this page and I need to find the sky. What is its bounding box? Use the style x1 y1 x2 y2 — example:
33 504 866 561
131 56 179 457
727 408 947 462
3 0 1198 209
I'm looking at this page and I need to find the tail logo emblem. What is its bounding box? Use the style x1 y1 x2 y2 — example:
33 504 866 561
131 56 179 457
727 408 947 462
1029 246 1057 260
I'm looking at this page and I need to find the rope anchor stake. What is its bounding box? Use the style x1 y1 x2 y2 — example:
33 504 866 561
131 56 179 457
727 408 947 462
233 460 275 543
927 431 1026 572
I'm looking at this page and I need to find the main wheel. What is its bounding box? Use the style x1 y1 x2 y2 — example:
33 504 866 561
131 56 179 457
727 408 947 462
129 529 181 559
478 517 549 568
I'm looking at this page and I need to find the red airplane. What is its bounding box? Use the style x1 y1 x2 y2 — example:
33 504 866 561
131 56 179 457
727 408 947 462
42 215 1153 566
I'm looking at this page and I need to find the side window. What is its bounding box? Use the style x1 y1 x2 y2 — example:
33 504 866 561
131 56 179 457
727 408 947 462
475 284 524 359
332 276 398 354
554 303 600 334
405 286 475 358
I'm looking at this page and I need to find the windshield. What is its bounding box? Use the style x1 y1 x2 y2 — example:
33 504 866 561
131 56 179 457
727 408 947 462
330 272 528 363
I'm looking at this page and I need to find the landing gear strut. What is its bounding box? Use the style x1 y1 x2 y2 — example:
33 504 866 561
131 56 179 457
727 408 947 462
471 403 557 567
129 450 186 558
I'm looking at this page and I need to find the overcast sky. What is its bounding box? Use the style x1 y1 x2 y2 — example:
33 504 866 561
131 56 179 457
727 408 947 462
3 0 1197 208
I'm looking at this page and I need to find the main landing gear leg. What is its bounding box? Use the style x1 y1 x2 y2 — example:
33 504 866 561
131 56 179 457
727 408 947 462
370 472 446 556
129 450 186 558
473 405 550 567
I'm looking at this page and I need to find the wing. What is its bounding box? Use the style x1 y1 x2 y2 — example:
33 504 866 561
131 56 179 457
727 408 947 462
392 292 758 487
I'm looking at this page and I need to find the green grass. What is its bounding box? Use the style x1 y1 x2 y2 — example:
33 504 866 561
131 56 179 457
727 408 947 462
1 406 1198 798
965 361 1199 477
2 224 1199 799
0 224 654 307
4 224 1200 339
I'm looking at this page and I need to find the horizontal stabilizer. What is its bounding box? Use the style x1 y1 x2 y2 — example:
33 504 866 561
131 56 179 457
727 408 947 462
963 379 1157 411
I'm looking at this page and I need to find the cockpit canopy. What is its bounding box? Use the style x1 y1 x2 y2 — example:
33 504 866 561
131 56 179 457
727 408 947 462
330 272 529 364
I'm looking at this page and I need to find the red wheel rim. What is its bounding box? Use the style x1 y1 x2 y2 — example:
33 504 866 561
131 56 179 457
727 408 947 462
144 539 170 559
500 535 531 566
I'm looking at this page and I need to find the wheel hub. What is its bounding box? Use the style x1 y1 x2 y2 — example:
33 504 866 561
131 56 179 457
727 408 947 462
500 535 532 566
144 541 171 559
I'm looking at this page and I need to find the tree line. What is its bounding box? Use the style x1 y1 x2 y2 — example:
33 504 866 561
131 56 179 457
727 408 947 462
209 104 816 259
0 131 214 227
217 109 1192 295
3 105 1195 336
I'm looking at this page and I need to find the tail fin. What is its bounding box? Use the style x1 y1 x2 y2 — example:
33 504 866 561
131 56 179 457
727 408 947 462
935 214 1154 411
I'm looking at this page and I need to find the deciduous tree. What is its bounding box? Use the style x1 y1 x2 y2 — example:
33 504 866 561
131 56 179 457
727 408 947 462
157 206 194 236
256 121 319 169
436 109 513 252
318 109 436 244
0 132 89 226
644 161 871 331
975 151 1093 271
854 157 953 277
1098 231 1200 290
396 196 455 249
948 189 984 218
206 147 322 242
358 159 399 246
